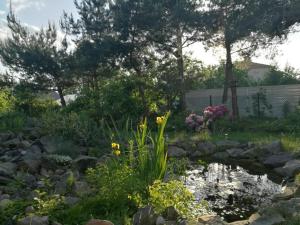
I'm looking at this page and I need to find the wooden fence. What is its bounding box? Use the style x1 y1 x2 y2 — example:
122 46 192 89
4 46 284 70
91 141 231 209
186 84 300 117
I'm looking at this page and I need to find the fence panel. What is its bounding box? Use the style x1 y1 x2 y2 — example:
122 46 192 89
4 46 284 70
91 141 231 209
185 84 300 117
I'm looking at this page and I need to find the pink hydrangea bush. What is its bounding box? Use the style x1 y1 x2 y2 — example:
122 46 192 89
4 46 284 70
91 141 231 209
204 105 229 121
185 113 205 131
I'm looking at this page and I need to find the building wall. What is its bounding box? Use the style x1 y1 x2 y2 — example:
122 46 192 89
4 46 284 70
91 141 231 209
186 84 300 117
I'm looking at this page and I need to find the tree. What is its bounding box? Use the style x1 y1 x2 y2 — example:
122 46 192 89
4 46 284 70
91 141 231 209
202 0 276 118
145 0 202 110
0 13 74 106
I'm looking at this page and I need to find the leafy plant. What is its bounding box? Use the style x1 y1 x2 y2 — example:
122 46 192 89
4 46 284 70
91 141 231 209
132 112 170 184
148 180 196 218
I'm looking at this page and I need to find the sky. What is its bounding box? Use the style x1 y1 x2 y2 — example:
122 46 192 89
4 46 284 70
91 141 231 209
0 0 300 72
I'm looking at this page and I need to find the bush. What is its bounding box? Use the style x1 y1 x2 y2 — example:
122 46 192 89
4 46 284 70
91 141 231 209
0 200 30 225
0 111 26 132
0 89 15 114
148 180 196 218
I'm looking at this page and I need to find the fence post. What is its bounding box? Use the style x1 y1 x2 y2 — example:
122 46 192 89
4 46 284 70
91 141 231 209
209 95 213 106
257 92 260 118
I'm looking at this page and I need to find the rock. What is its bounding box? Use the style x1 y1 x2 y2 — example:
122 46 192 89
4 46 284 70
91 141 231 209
73 156 98 172
64 197 80 206
197 215 226 225
17 216 49 225
263 153 294 168
212 151 230 160
193 142 216 156
226 148 245 158
0 198 12 209
74 181 91 196
229 220 249 225
85 219 114 225
0 162 17 177
133 206 157 225
0 175 13 184
25 206 35 214
0 194 10 200
163 206 180 221
273 183 300 200
262 141 282 155
275 160 300 177
156 216 166 225
3 138 21 148
249 213 285 225
20 140 31 149
40 136 57 153
0 131 14 142
168 146 187 158
52 222 62 225
215 140 240 150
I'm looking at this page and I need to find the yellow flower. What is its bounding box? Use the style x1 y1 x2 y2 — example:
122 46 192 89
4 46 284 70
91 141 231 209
113 149 121 157
139 124 145 130
156 116 165 125
111 142 120 150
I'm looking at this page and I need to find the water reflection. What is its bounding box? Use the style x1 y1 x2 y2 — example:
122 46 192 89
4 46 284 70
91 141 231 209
182 163 284 222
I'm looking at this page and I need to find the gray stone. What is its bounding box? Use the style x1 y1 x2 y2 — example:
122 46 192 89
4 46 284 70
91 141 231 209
73 156 98 172
215 140 240 150
25 206 35 214
262 141 282 155
0 131 14 142
64 197 80 206
0 198 12 209
3 138 21 148
74 181 91 196
40 136 57 153
168 146 187 158
20 140 31 149
226 148 245 158
156 216 166 225
163 206 179 221
273 183 300 200
17 216 49 225
0 194 10 200
250 212 285 225
0 175 13 184
133 206 157 225
212 151 230 160
275 160 300 177
263 153 294 168
195 141 216 156
0 162 17 177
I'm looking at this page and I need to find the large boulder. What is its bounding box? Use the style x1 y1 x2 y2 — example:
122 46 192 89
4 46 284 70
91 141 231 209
249 213 285 225
85 220 114 225
215 140 240 151
275 160 300 177
18 145 43 174
168 146 187 158
192 142 216 157
17 216 49 225
3 138 22 148
73 156 98 172
226 148 245 158
0 162 17 177
197 215 226 225
263 153 294 168
133 206 157 225
261 141 282 155
0 131 14 142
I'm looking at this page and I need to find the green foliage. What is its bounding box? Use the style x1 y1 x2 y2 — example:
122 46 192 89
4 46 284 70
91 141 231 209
0 89 15 114
33 190 65 216
148 180 195 218
295 173 300 185
167 158 189 177
132 112 170 184
0 111 26 132
246 88 272 117
261 67 300 86
0 200 30 225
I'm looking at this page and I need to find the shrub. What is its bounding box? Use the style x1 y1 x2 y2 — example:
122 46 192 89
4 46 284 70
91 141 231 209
0 111 26 132
0 200 30 225
148 180 196 218
203 105 229 121
185 113 205 131
0 89 15 113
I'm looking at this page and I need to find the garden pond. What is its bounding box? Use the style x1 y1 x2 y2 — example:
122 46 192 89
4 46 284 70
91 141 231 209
182 162 285 222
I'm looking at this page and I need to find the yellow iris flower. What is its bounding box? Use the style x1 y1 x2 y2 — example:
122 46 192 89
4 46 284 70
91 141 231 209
156 116 165 125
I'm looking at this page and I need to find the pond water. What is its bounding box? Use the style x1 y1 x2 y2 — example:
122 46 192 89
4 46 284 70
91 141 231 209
182 163 285 222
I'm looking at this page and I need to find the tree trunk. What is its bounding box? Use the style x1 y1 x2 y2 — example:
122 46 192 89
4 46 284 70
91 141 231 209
176 26 186 111
57 85 66 107
224 41 239 118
